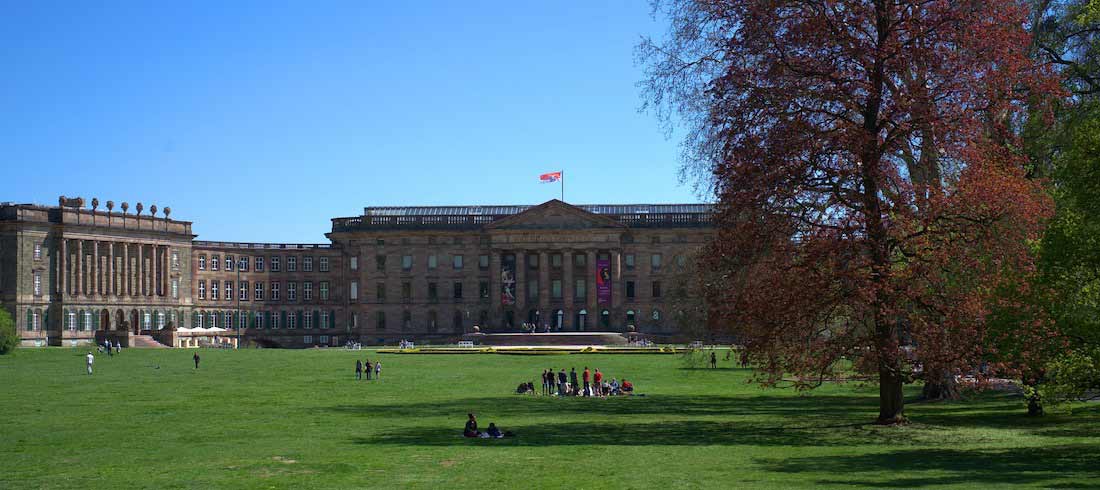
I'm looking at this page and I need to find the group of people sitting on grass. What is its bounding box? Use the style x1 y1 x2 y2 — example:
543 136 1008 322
518 367 635 397
463 413 512 438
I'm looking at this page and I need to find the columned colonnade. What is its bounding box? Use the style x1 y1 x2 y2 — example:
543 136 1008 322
55 237 171 299
489 247 622 330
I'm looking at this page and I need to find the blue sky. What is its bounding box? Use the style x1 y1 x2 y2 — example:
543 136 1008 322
0 1 698 243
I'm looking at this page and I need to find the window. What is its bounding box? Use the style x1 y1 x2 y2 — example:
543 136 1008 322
240 281 249 301
428 282 438 302
303 281 313 301
552 254 562 268
651 253 662 270
453 281 463 299
271 256 281 272
288 312 297 329
304 335 312 345
303 256 313 272
172 251 180 269
350 256 358 270
319 257 329 272
452 254 463 270
574 253 586 267
479 281 490 299
676 254 687 268
428 255 437 270
198 280 206 299
552 279 562 299
575 279 586 299
225 255 234 271
287 282 297 301
30 310 40 331
479 254 489 270
402 310 413 330
320 281 329 300
402 255 413 271
172 278 179 299
349 281 358 301
377 238 385 246
33 243 42 260
625 254 635 270
67 311 76 331
652 281 662 298
320 311 329 328
211 281 219 300
376 283 385 301
211 255 219 271
157 312 166 330
270 282 279 300
225 281 233 301
527 279 538 300
199 255 206 270
255 256 264 271
304 311 313 329
288 256 297 272
377 311 386 330
33 272 41 296
401 282 412 302
271 312 280 329
255 282 264 300
239 257 248 271
208 312 217 328
144 312 152 330
376 255 386 272
626 280 635 299
255 312 264 329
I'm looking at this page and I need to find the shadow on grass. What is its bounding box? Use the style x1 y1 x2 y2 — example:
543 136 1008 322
754 444 1100 487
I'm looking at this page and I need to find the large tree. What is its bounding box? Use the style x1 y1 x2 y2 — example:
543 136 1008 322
641 0 1060 423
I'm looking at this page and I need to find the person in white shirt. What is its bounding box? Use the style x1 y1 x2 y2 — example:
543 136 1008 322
86 352 94 375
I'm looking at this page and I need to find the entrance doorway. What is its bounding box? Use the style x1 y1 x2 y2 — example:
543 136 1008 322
576 309 587 331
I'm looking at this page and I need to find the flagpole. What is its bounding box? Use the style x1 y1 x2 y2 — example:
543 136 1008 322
561 170 565 202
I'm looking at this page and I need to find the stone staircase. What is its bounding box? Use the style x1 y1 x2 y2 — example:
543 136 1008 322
131 335 170 349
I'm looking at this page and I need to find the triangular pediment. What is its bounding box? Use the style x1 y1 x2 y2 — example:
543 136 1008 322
486 200 625 230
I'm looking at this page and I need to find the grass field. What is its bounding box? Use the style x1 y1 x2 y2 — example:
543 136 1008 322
2 348 1099 489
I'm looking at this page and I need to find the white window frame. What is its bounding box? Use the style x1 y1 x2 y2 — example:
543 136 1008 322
321 311 329 328
67 311 76 331
211 255 219 271
303 281 313 301
143 312 152 329
304 312 313 329
303 335 312 344
211 281 219 300
198 280 206 299
303 256 313 272
240 281 249 301
33 243 42 260
224 311 232 328
255 312 264 329
83 311 93 331
320 281 329 301
288 256 297 272
225 281 233 301
453 254 463 270
271 282 280 301
255 256 264 271
288 282 297 301
225 255 234 271
349 256 358 271
33 272 41 296
271 256 281 272
32 311 40 331
428 255 437 269
199 255 206 270
171 278 179 299
350 281 359 301
255 282 264 300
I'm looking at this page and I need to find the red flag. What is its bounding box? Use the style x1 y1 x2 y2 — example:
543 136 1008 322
539 171 562 183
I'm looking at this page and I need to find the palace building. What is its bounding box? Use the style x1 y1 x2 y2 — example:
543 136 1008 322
1 198 714 347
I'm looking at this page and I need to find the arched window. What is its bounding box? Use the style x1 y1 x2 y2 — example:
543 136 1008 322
224 312 233 329
67 310 76 331
156 311 165 330
83 310 93 332
209 312 217 328
651 309 662 327
143 312 152 330
600 309 610 329
626 310 636 326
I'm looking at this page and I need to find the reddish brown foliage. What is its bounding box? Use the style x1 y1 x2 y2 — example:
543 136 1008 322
658 0 1061 423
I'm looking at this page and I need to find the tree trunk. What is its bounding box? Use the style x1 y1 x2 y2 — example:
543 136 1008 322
1027 391 1044 417
921 373 961 401
877 359 907 424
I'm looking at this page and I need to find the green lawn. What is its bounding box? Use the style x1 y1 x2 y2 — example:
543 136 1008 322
1 348 1098 489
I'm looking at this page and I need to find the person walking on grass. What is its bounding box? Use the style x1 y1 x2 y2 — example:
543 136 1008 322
583 367 591 396
355 359 363 380
541 369 549 395
558 368 567 397
193 352 200 369
594 368 603 396
710 351 718 369
374 360 381 380
365 360 373 380
86 351 94 375
570 367 579 396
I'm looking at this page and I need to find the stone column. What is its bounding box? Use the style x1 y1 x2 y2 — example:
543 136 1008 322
586 250 597 329
153 245 160 296
60 238 68 294
76 239 83 296
562 248 574 329
490 250 502 311
538 250 550 326
107 242 114 296
514 250 526 313
611 249 623 318
123 243 130 297
92 241 99 296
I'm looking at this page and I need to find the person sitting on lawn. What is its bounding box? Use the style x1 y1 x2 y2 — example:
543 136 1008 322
516 382 534 394
464 413 479 438
486 423 503 439
621 379 634 395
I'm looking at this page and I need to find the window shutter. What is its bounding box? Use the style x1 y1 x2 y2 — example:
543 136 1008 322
281 311 288 327
26 309 32 330
329 310 336 329
313 310 319 328
192 312 199 328
297 310 303 326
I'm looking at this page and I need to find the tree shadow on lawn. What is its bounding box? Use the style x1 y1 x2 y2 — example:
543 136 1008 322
754 444 1100 488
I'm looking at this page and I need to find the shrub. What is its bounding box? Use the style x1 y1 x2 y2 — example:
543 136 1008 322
0 309 18 355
